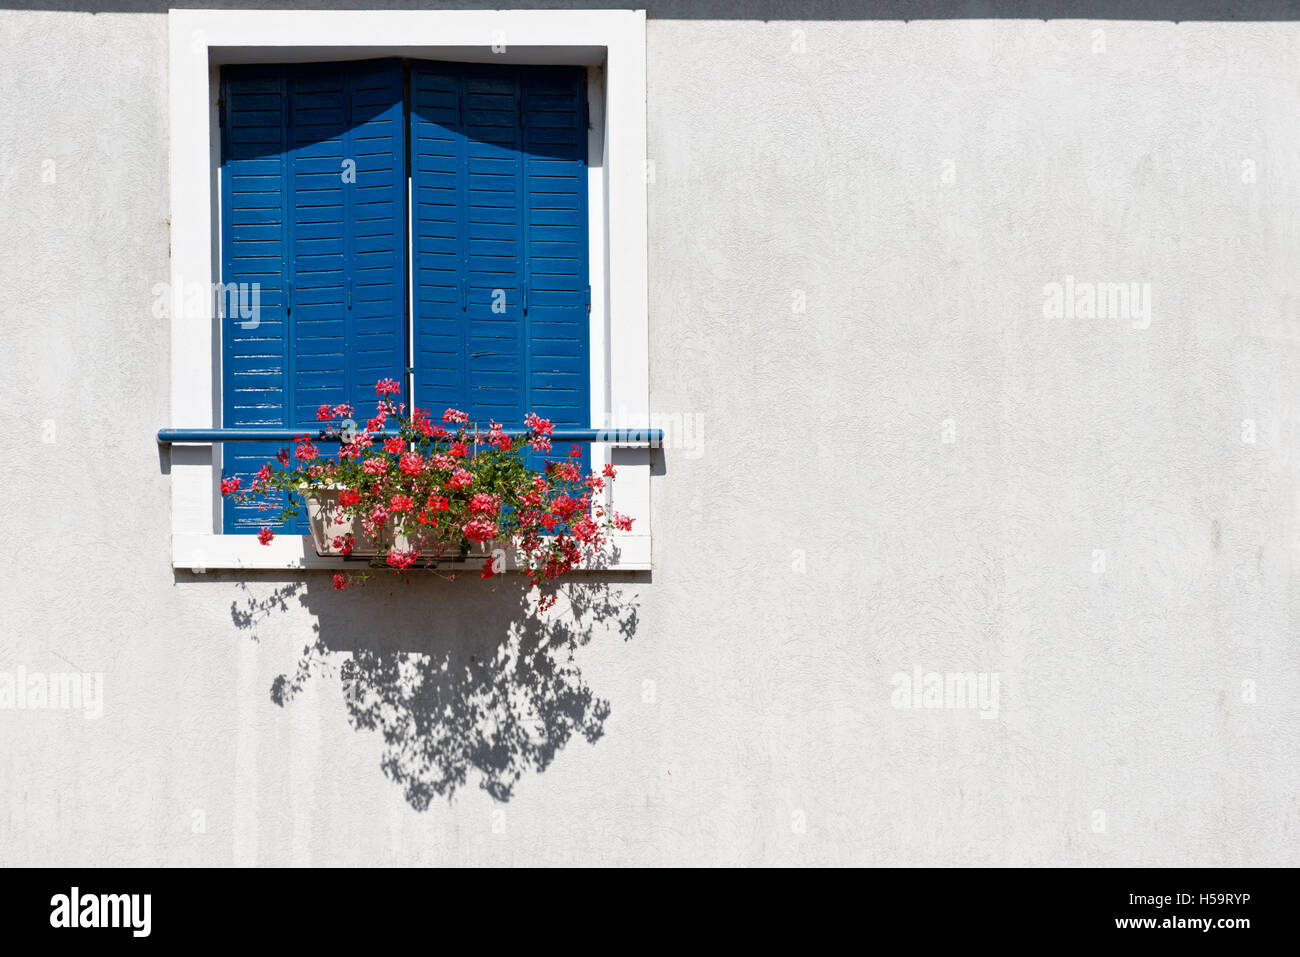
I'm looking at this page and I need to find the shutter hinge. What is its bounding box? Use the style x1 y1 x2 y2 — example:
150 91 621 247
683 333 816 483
583 100 590 131
217 96 225 129
586 284 591 314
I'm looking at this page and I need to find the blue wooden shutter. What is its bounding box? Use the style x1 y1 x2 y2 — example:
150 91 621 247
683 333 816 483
285 62 349 438
410 62 589 469
519 65 591 474
341 60 408 416
409 64 472 417
220 64 293 533
411 62 527 425
287 60 407 431
220 60 406 534
462 65 527 427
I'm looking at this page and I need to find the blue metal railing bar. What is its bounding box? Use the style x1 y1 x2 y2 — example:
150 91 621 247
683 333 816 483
157 427 663 446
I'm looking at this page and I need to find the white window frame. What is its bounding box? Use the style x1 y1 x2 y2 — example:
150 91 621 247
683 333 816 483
166 9 650 570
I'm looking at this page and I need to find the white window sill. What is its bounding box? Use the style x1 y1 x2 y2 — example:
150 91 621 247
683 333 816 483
172 533 651 572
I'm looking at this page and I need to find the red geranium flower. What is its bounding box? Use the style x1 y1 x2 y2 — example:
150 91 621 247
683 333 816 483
462 517 498 545
398 452 424 477
386 547 418 570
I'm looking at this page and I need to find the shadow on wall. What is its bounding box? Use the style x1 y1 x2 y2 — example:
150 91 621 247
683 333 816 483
225 570 645 808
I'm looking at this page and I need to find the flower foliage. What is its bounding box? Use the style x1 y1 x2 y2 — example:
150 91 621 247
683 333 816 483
224 381 632 596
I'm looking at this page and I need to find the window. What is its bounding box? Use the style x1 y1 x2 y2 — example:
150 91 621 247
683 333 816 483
166 10 649 569
218 58 591 534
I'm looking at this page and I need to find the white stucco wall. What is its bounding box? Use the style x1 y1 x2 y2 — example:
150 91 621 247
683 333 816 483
1 5 1298 866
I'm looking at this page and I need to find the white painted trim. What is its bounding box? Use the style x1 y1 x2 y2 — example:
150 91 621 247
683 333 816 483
175 533 651 573
166 9 649 571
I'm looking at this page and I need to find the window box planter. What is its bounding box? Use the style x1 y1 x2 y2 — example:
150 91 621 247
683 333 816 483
303 486 385 558
303 486 472 563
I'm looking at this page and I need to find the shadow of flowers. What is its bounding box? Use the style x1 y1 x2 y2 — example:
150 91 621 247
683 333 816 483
229 572 642 808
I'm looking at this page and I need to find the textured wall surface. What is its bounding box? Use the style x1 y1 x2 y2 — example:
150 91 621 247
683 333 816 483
1 5 1298 866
